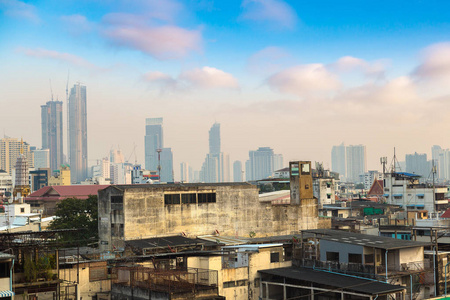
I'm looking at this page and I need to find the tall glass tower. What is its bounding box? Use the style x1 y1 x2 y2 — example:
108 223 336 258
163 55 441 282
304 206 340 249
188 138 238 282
68 83 88 183
41 100 63 173
145 118 163 171
209 122 220 155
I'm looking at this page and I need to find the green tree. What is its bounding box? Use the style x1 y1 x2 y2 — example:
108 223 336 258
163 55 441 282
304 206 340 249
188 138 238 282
48 195 98 245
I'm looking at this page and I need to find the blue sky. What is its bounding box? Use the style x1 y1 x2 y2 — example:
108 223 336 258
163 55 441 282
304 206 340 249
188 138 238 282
1 0 450 175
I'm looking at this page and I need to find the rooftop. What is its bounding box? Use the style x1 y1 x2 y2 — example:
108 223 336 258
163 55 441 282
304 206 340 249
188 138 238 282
107 182 254 191
126 235 218 250
302 229 430 250
259 267 405 296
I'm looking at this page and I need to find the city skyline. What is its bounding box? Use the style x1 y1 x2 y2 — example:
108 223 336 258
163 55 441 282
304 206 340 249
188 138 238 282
1 1 450 173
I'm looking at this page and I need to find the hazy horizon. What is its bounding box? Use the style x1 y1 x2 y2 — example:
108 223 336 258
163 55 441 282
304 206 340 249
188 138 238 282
1 0 450 178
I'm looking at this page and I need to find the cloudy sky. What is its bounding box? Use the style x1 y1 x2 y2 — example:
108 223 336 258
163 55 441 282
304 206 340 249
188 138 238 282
1 0 450 177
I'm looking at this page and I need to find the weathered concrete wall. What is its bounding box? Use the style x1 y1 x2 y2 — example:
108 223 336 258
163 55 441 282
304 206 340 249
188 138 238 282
99 184 330 252
112 285 168 300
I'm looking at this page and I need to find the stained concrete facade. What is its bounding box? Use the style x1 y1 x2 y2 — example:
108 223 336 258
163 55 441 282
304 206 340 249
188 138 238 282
98 180 329 252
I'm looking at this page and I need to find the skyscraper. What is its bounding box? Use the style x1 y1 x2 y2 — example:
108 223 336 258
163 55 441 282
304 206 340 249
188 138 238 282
246 147 275 181
209 122 220 155
145 118 163 171
331 143 346 179
41 100 63 172
68 83 88 183
346 145 366 183
200 122 230 183
233 160 243 182
405 152 430 179
160 148 173 182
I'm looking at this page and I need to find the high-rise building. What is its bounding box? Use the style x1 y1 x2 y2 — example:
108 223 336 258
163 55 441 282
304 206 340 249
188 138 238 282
431 145 442 179
405 152 430 180
273 154 284 172
346 145 366 183
180 162 189 182
145 118 163 171
200 123 230 183
160 148 173 182
209 122 220 155
246 147 275 181
331 143 346 179
0 138 33 175
68 83 88 183
41 100 63 172
233 160 243 182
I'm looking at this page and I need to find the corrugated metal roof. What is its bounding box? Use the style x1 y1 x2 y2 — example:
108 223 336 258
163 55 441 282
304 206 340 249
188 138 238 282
197 235 248 245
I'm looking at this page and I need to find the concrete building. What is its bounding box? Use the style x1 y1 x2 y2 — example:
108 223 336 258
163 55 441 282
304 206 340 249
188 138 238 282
144 117 163 171
0 137 33 175
200 123 230 183
48 165 71 186
384 172 449 214
233 160 243 182
29 168 50 192
313 177 335 207
209 122 220 155
32 148 50 169
180 162 189 182
68 83 88 183
98 161 329 252
0 170 12 200
0 252 14 299
361 170 383 190
346 144 366 183
41 100 63 172
331 142 346 179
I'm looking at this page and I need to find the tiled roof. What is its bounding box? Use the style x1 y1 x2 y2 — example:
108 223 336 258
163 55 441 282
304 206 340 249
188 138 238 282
25 185 109 201
441 208 450 218
368 180 384 196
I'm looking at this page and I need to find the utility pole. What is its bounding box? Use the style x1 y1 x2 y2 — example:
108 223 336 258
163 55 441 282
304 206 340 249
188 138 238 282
157 148 162 182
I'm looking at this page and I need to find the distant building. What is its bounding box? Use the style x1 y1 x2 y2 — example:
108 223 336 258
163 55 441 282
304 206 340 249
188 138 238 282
144 117 163 171
32 148 50 169
180 162 189 182
346 144 366 183
246 147 276 181
200 123 230 183
0 138 33 175
0 170 12 200
160 148 173 182
233 160 242 182
361 170 383 190
29 169 50 192
313 177 336 207
405 152 430 180
68 83 88 183
41 100 63 172
331 142 346 179
48 165 71 186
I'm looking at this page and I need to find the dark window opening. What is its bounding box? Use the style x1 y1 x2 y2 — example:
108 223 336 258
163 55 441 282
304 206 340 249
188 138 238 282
223 281 235 288
182 193 197 204
348 253 362 264
111 196 123 204
20 208 25 213
364 254 374 264
198 193 216 203
270 252 280 263
326 251 339 262
164 194 181 205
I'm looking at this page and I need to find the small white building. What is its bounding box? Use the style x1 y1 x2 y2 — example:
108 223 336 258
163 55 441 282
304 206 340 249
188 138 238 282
384 172 448 214
313 178 335 207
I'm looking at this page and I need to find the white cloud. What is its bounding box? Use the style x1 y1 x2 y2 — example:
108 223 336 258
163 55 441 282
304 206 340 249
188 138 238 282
247 46 293 75
413 42 450 83
266 64 340 96
17 47 97 70
239 0 297 29
143 67 239 92
330 56 387 79
0 0 39 23
102 13 202 60
180 67 239 89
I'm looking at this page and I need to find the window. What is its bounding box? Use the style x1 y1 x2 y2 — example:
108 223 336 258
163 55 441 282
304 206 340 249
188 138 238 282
348 253 362 264
20 208 25 213
301 163 310 175
327 194 331 199
270 252 280 263
198 193 216 203
237 280 247 286
182 193 196 204
164 194 181 205
326 182 331 188
326 252 339 262
364 254 374 264
111 196 123 204
254 278 260 288
223 281 236 288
